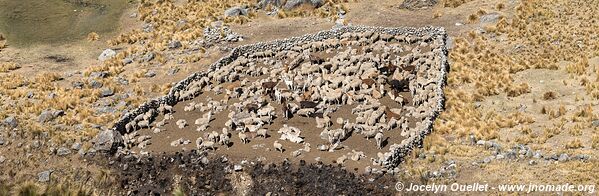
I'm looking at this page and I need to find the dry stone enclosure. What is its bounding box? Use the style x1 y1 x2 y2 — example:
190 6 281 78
103 26 449 170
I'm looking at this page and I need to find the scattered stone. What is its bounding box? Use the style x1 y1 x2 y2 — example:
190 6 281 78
100 88 114 97
72 81 84 89
122 58 133 65
168 40 182 49
528 160 537 165
38 170 52 182
98 49 116 61
284 0 324 10
480 13 501 24
0 137 4 145
90 71 109 78
89 80 103 89
92 130 124 152
258 0 284 9
476 140 485 145
167 68 180 75
224 6 248 17
0 156 5 163
116 77 129 85
3 116 17 128
234 164 243 171
558 154 569 162
201 157 210 165
144 70 156 78
483 157 492 164
592 120 599 127
142 52 155 62
399 0 438 10
38 110 64 123
495 154 505 160
57 147 71 156
71 142 82 151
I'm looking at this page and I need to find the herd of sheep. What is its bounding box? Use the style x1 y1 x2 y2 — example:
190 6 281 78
106 26 448 170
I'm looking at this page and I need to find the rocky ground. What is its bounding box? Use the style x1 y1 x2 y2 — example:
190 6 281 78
1 0 598 195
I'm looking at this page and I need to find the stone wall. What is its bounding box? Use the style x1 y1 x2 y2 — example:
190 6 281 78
108 25 449 168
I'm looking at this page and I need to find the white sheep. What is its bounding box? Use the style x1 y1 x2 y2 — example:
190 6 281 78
274 140 283 153
375 132 384 149
238 132 249 144
257 128 268 138
176 119 187 129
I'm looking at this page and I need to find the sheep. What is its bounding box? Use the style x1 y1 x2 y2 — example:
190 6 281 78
296 108 315 117
220 134 231 148
315 116 332 128
274 140 284 153
257 128 268 138
375 132 384 149
137 120 150 129
176 119 187 129
303 143 311 152
239 132 249 144
350 150 366 161
195 111 213 125
336 155 347 165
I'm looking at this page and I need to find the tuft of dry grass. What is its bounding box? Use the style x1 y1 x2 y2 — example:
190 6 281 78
565 138 583 149
87 32 100 42
542 91 558 100
0 62 20 73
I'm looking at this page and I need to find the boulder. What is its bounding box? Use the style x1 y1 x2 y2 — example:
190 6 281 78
258 0 284 9
224 6 248 17
3 116 17 128
283 0 324 10
38 170 52 182
98 49 116 61
92 130 124 153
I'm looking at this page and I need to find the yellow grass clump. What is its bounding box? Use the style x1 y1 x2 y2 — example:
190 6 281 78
87 32 100 42
0 62 20 73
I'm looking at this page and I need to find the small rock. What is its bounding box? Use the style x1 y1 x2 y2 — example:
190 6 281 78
476 140 486 145
0 137 4 145
495 154 505 160
168 40 182 49
480 13 501 24
72 81 84 89
483 157 492 164
38 170 52 182
144 70 156 78
89 80 103 89
90 71 109 78
98 49 116 61
224 6 248 17
3 116 18 128
100 88 114 97
122 58 133 65
167 68 180 75
92 130 124 153
528 160 537 165
558 154 569 162
142 52 155 62
57 147 71 156
38 110 63 123
71 142 82 151
234 164 243 171
201 157 209 165
592 120 599 127
0 156 4 163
